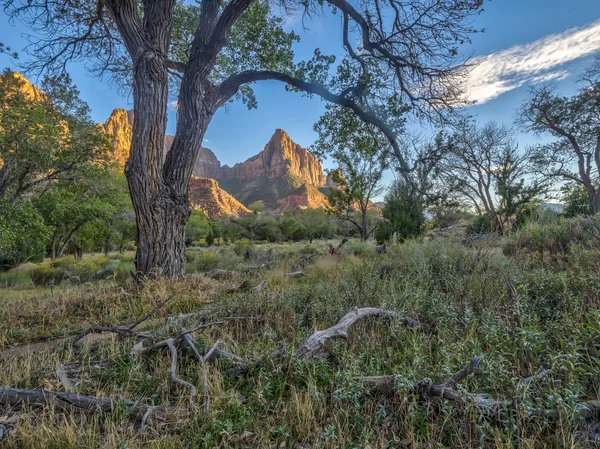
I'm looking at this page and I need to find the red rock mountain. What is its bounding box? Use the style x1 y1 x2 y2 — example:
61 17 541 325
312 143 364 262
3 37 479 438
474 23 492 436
102 109 330 212
187 177 250 219
220 129 326 186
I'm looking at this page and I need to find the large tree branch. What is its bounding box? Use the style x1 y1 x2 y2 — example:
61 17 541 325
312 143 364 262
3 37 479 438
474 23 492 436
216 70 412 173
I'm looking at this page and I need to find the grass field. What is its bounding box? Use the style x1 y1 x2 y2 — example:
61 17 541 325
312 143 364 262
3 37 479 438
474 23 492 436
1 225 599 448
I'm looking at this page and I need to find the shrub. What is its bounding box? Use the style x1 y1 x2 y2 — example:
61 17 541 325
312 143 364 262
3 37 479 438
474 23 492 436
29 264 61 286
187 252 220 273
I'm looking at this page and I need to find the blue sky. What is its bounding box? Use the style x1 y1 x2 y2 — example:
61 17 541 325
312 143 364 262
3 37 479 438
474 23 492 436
1 0 600 175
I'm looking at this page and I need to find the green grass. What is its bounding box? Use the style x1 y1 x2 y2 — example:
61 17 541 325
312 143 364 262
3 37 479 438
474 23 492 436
0 231 599 448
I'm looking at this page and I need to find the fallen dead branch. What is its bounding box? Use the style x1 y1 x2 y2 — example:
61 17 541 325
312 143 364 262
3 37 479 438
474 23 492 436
71 294 176 345
355 357 600 420
327 238 349 255
0 387 176 422
252 280 266 292
286 271 305 278
167 338 197 402
225 344 286 377
295 308 421 360
71 326 146 345
57 363 73 392
128 293 178 331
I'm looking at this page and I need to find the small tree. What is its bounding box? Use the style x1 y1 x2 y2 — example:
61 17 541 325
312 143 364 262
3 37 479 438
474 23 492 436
0 69 109 201
382 180 425 242
205 228 215 246
314 106 393 241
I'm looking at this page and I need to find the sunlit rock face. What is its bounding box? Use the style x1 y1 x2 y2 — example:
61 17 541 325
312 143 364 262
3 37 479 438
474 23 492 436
101 109 332 212
220 129 326 186
187 177 250 219
102 109 222 178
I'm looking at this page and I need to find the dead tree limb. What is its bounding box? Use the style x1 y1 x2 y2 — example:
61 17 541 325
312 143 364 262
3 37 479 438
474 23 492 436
180 328 220 414
71 326 146 345
252 280 266 292
57 363 74 392
207 269 239 279
166 338 197 402
327 238 349 255
225 344 286 377
286 271 305 278
296 308 397 360
0 387 174 421
355 357 600 420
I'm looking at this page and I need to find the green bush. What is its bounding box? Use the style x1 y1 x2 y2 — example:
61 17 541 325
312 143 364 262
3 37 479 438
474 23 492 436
233 239 253 259
29 264 62 286
187 252 221 273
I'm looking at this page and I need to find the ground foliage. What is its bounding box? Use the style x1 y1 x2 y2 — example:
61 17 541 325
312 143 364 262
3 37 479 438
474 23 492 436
0 216 599 448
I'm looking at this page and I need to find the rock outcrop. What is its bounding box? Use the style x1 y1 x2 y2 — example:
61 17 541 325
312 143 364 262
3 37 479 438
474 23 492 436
101 109 331 212
102 109 134 167
188 177 250 219
102 108 222 178
220 129 326 186
276 185 330 212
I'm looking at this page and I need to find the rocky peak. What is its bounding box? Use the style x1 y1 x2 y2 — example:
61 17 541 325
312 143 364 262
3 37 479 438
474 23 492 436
220 129 326 186
102 108 222 177
103 108 133 167
188 177 250 219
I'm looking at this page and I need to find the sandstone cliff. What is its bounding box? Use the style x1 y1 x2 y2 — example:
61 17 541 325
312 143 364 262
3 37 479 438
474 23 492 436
188 177 250 219
102 108 222 177
101 109 331 212
220 129 326 186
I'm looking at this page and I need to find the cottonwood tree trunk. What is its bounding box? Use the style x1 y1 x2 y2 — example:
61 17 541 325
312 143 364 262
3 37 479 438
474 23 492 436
125 46 185 277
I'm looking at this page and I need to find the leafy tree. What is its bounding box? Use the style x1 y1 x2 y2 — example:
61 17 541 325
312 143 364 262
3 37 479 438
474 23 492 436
33 169 120 259
186 209 211 245
205 228 215 246
382 180 424 242
4 0 484 276
315 106 391 241
0 199 49 269
296 208 335 242
521 59 600 212
0 69 109 200
279 213 306 242
561 182 595 217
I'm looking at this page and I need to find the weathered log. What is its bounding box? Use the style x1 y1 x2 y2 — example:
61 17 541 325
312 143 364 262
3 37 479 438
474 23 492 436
286 271 305 278
252 280 267 292
296 308 397 360
0 387 173 421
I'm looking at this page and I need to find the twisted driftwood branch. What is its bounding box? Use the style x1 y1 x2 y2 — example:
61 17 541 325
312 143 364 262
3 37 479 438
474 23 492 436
295 308 420 360
166 338 197 402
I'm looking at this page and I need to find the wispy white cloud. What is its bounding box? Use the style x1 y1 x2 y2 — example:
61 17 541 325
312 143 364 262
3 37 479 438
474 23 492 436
203 138 209 143
465 20 600 104
167 100 178 112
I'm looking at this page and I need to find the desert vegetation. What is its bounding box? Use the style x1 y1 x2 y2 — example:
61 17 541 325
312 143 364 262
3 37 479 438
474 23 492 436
1 213 600 448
